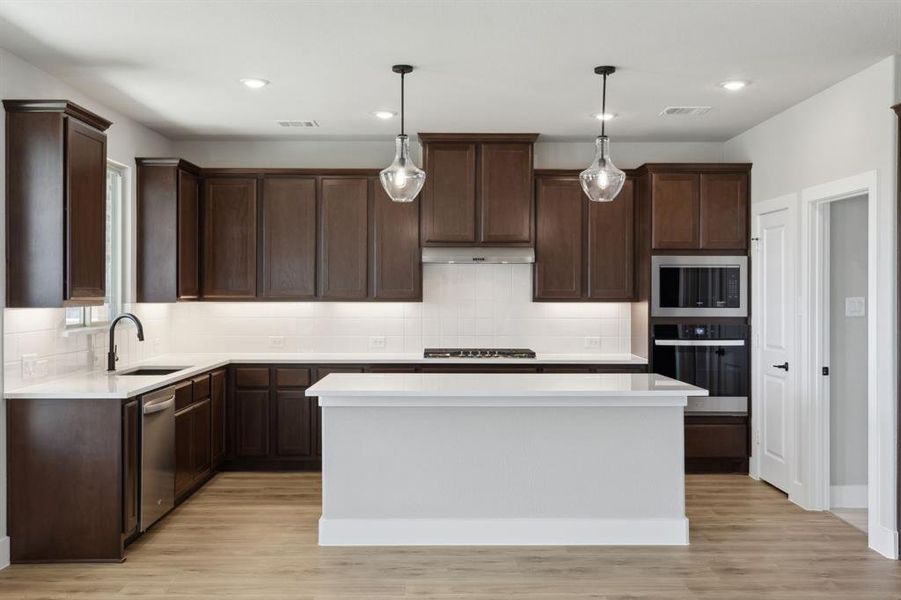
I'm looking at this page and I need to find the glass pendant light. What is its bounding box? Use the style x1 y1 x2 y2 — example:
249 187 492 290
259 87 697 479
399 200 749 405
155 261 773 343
580 66 625 203
380 64 426 203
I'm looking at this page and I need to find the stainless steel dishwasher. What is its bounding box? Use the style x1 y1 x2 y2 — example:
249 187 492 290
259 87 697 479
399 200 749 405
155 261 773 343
140 386 176 531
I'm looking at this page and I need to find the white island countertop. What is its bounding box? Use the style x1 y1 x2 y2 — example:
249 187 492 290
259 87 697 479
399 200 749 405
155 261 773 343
3 352 647 400
316 372 703 546
308 373 707 407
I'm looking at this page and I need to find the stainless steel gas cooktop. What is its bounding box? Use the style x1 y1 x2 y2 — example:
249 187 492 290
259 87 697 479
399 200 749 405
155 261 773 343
423 348 537 359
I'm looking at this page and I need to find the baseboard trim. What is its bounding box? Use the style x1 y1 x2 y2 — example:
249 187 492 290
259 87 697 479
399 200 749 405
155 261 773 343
830 484 867 508
0 536 9 570
869 524 899 559
319 517 690 546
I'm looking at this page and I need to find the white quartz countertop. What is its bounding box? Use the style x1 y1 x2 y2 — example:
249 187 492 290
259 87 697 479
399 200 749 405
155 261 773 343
308 373 707 407
3 352 648 400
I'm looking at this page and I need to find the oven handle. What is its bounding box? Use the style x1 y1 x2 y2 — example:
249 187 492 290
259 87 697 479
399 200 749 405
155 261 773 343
654 339 745 347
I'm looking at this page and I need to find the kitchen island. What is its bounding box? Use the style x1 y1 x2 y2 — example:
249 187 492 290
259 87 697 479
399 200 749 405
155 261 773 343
307 372 707 546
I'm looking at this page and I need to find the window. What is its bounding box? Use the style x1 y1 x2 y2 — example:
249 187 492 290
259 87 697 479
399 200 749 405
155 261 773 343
65 162 124 329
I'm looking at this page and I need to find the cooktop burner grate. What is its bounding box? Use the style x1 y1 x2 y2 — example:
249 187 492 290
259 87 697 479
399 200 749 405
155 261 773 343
423 348 537 359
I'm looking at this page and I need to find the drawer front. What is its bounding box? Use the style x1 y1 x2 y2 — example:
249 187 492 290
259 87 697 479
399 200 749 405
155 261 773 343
174 380 194 411
236 367 270 388
192 373 210 400
276 368 311 388
685 422 748 458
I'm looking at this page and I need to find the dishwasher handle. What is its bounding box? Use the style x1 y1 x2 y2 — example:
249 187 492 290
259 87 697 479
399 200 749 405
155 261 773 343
143 395 175 415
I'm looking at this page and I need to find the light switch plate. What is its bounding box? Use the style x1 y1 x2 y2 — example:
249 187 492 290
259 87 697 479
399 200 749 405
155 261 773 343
845 296 866 317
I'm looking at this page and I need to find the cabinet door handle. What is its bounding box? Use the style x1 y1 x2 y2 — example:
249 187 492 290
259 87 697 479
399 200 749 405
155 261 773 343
772 362 789 372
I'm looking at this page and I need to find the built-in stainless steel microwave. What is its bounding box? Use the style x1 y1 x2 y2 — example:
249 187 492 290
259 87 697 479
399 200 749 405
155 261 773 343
651 255 748 318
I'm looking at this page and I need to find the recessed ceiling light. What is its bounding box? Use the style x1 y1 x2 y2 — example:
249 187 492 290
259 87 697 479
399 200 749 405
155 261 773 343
240 78 270 89
720 80 748 91
373 110 397 120
591 112 615 121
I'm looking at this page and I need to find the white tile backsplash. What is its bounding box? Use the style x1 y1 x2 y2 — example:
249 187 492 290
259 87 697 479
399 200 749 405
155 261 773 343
2 303 174 389
2 264 632 390
169 264 631 356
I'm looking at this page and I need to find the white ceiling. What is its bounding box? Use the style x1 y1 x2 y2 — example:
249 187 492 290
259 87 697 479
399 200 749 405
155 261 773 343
1 0 899 142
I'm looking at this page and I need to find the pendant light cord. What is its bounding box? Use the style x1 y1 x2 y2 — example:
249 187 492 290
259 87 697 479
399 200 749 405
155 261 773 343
601 71 607 138
400 70 405 137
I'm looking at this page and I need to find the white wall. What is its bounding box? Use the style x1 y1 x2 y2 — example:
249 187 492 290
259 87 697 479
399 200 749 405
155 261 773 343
726 55 899 556
172 264 631 356
0 47 176 567
173 139 723 170
829 196 868 496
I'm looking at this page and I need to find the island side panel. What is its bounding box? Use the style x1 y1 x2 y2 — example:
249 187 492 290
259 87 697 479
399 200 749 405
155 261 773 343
319 399 687 545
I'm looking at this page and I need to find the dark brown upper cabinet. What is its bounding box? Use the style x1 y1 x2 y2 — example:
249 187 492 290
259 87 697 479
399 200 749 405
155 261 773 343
699 173 749 250
136 159 202 302
202 178 258 298
420 141 477 243
650 172 700 250
318 177 369 299
260 177 317 299
4 100 111 307
370 179 422 300
534 175 583 299
643 165 750 251
419 133 538 246
533 172 635 301
587 178 635 299
479 143 534 243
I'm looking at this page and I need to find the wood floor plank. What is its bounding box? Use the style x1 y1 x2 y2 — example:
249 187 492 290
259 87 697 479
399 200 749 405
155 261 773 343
1 473 900 599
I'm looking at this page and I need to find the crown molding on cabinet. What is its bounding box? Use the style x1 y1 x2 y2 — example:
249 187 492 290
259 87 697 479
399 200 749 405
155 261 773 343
3 99 112 132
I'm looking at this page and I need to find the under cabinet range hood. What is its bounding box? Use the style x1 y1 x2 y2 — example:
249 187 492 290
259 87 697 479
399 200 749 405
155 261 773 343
421 247 535 264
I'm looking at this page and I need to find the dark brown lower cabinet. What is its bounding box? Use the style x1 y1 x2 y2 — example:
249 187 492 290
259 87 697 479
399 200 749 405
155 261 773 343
211 369 227 468
685 415 749 473
235 389 270 458
193 399 212 476
7 370 223 563
175 381 214 499
175 407 194 497
122 399 139 541
7 398 135 562
276 390 313 456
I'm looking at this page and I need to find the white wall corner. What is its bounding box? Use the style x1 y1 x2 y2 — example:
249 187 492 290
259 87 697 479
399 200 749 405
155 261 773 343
0 536 9 570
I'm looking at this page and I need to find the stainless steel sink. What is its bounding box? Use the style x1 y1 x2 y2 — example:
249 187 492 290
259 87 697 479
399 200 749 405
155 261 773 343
116 366 190 376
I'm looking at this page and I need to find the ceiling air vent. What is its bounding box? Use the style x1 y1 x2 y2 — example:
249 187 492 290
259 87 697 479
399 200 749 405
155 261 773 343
659 106 712 116
277 120 319 128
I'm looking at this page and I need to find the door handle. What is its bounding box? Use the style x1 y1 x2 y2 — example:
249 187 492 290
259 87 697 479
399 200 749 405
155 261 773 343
772 362 789 372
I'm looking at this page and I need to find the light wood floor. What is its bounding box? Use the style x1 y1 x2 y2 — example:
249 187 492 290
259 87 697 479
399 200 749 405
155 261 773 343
2 473 900 599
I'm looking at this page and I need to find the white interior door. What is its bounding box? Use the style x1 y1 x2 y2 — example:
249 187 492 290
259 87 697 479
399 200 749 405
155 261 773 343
754 198 797 493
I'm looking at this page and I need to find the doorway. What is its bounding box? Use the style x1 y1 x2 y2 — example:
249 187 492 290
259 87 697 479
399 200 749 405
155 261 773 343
821 195 869 533
752 170 895 558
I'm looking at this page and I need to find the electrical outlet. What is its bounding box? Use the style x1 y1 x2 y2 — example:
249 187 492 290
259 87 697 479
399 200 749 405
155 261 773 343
152 338 162 354
22 354 38 380
268 336 285 349
583 337 601 350
369 336 387 350
22 354 50 380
